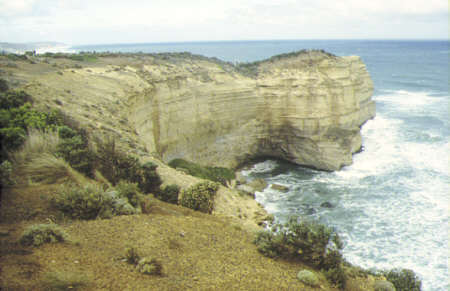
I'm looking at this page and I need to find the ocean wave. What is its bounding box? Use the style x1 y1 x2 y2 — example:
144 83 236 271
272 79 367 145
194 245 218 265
375 90 444 109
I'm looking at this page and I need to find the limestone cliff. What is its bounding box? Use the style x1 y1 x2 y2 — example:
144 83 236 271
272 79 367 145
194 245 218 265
10 50 374 172
129 50 375 171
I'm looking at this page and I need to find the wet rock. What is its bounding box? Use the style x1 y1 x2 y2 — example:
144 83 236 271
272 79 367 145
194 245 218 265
304 207 316 215
247 179 268 192
320 202 335 208
271 184 289 192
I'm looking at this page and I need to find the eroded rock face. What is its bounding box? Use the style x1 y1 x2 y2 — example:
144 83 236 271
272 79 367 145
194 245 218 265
129 50 375 171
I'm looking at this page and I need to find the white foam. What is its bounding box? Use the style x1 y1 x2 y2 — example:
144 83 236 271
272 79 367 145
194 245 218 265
376 90 441 108
241 160 278 175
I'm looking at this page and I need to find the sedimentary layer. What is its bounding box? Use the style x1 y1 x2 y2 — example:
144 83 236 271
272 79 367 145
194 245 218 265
128 50 375 170
13 50 374 171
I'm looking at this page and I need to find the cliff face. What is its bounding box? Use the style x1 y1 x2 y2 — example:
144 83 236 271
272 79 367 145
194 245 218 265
129 51 375 171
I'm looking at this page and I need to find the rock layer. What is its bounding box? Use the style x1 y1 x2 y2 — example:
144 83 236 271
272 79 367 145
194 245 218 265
130 50 375 170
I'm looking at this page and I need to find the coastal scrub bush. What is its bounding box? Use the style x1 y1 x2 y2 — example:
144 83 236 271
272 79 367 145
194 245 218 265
297 269 320 287
56 126 94 177
168 158 235 185
139 161 162 194
155 184 180 204
179 181 219 213
0 90 32 109
0 160 14 186
115 181 143 209
52 184 115 220
136 257 163 275
254 217 346 289
0 89 63 161
383 268 422 291
94 137 161 193
20 223 68 247
52 182 143 220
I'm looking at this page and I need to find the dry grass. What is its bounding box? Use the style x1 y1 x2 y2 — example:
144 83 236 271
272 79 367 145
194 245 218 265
11 129 60 165
10 130 88 185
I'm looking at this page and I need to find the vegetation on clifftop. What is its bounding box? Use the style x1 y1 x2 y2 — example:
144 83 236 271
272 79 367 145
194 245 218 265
254 217 346 289
168 158 235 185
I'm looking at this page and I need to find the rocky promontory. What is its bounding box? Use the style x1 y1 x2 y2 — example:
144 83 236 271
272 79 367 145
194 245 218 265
129 50 375 171
10 50 374 171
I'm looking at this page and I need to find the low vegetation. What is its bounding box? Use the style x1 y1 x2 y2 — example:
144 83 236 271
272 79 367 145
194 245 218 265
95 137 162 193
20 223 68 247
124 246 163 276
51 182 143 220
0 88 62 161
382 268 422 291
169 158 235 185
136 257 163 275
124 246 141 265
236 49 336 78
156 184 180 204
254 217 346 289
179 181 219 213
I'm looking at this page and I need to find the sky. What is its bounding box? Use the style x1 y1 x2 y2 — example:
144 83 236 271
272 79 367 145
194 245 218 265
0 0 448 45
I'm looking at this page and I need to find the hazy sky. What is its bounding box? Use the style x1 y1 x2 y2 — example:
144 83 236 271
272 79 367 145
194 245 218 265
0 0 448 44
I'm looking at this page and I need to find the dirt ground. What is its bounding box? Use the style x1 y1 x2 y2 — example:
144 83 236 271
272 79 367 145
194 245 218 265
0 183 349 291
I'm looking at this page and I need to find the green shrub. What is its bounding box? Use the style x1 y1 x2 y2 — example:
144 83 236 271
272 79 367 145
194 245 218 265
297 270 320 287
136 257 163 275
0 93 63 161
254 217 346 289
56 126 94 177
0 90 32 109
156 184 180 204
139 161 162 193
124 246 141 265
168 158 235 185
115 181 142 209
179 181 219 213
95 137 161 193
0 160 14 186
41 271 89 291
52 184 115 220
20 223 68 247
52 183 143 220
383 268 422 291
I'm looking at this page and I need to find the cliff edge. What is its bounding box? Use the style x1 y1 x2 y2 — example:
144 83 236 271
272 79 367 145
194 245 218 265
128 50 375 170
7 50 374 172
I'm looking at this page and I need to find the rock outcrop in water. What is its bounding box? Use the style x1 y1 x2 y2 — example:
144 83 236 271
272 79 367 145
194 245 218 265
129 50 375 170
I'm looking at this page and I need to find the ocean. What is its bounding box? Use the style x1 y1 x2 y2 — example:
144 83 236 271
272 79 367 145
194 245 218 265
73 40 449 291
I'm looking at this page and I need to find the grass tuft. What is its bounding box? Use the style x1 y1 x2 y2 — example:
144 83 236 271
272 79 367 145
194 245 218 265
20 223 68 247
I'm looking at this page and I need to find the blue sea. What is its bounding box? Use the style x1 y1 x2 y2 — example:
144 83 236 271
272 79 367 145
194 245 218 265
74 40 449 291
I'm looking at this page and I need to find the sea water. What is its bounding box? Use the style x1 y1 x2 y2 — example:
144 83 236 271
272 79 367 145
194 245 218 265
74 40 449 290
